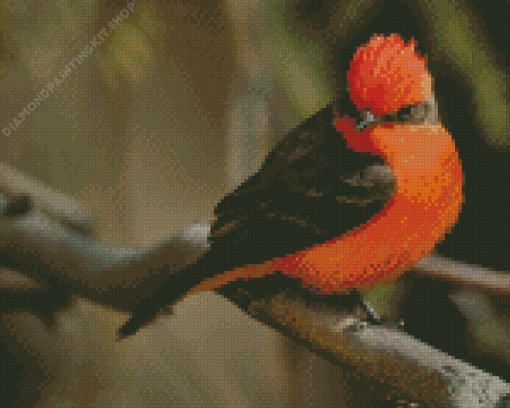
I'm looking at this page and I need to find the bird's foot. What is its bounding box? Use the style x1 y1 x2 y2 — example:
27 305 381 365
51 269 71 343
355 294 405 329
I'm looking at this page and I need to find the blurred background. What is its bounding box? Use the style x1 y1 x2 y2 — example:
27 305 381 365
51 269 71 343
0 0 508 407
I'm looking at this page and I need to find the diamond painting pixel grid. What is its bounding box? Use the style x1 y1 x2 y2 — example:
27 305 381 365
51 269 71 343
0 1 509 407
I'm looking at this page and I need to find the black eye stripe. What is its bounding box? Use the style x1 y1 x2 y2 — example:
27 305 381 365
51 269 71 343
396 105 414 118
380 103 430 123
353 100 430 128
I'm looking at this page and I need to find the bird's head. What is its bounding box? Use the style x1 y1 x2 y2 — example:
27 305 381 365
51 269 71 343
335 33 437 155
347 33 432 118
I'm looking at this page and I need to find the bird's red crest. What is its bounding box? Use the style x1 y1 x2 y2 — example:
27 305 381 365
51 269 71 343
347 33 432 116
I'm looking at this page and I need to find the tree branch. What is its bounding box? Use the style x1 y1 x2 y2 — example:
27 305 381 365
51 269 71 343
1 164 509 407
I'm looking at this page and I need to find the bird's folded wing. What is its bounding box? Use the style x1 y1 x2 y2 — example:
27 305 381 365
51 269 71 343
207 103 396 273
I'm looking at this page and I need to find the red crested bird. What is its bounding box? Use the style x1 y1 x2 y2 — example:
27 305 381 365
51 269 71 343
118 33 464 339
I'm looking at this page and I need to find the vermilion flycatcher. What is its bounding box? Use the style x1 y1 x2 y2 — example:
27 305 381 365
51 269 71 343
119 33 463 339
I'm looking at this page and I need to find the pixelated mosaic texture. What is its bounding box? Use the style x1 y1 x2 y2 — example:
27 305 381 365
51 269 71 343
1 0 508 407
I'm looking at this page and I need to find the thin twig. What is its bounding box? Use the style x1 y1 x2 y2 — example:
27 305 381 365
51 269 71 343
414 252 510 295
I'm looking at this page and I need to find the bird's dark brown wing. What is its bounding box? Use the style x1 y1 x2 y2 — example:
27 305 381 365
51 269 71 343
119 102 396 338
207 103 395 270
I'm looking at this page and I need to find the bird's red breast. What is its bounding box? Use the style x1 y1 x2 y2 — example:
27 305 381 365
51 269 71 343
270 120 464 295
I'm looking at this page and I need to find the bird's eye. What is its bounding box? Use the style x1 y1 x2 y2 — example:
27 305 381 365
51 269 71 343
396 105 414 121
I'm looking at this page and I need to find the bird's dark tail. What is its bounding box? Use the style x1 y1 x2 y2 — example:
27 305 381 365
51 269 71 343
117 253 390 339
117 256 214 339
